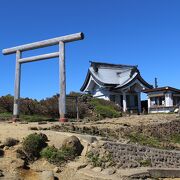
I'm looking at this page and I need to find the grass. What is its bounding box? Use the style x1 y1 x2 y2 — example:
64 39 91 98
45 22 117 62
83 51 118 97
87 151 114 168
138 159 151 167
0 112 56 122
170 134 180 144
40 146 76 165
20 114 56 122
127 132 161 148
0 112 12 118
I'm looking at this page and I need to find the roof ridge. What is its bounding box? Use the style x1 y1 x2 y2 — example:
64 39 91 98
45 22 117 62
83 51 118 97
89 61 137 68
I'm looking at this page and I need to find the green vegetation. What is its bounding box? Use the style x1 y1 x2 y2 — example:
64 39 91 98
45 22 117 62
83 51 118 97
127 132 161 148
138 159 151 167
0 113 56 122
0 94 122 121
20 114 56 122
170 134 180 144
87 151 114 167
90 98 122 119
22 133 48 160
87 151 102 167
0 112 12 119
40 146 77 165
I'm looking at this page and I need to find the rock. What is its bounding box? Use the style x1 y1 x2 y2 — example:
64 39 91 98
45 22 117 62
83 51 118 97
79 134 98 143
101 168 116 175
84 164 93 169
11 158 26 169
3 137 19 147
92 167 102 172
39 133 48 142
41 171 54 180
0 170 3 177
3 146 9 150
0 144 5 149
53 167 61 173
0 149 4 156
68 162 88 170
62 136 83 155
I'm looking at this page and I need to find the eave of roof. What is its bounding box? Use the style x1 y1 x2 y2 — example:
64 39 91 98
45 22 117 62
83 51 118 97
90 61 137 68
143 86 180 93
114 73 153 90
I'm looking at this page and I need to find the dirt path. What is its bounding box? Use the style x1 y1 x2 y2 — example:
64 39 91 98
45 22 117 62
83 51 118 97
0 122 68 148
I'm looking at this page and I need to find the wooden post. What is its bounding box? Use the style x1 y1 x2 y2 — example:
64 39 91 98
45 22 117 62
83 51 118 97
59 41 67 122
13 50 21 121
137 92 141 114
76 97 79 120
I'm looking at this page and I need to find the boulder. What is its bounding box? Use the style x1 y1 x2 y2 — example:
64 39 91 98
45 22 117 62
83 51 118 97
62 136 83 156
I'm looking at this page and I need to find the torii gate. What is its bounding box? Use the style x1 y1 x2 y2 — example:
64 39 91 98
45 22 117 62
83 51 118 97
2 32 84 122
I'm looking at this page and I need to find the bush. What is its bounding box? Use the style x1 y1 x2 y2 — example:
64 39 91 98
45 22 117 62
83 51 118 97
22 133 48 160
41 146 77 165
90 98 121 119
3 138 19 147
95 105 121 118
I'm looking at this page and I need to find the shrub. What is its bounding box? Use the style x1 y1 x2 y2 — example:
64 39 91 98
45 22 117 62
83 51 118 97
90 98 122 119
3 137 19 147
95 105 121 118
87 151 102 167
41 146 77 165
22 133 48 160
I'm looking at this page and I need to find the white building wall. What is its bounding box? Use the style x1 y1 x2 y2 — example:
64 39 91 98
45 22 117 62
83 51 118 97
91 86 110 100
165 92 173 107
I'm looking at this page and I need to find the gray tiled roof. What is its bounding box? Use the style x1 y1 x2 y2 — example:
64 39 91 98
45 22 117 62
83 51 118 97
80 61 153 91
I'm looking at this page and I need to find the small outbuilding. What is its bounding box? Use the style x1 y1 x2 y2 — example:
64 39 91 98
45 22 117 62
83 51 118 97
80 61 153 113
143 86 180 113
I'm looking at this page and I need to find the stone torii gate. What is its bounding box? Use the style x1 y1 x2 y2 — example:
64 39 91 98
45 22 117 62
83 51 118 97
2 32 84 122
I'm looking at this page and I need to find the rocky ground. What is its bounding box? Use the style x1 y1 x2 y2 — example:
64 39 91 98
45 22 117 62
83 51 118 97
0 114 180 179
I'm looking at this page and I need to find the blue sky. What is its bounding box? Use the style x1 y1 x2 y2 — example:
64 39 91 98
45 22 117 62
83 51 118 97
0 0 180 100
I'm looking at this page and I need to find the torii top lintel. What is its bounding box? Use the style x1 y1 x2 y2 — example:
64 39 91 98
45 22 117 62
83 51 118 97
2 32 84 55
